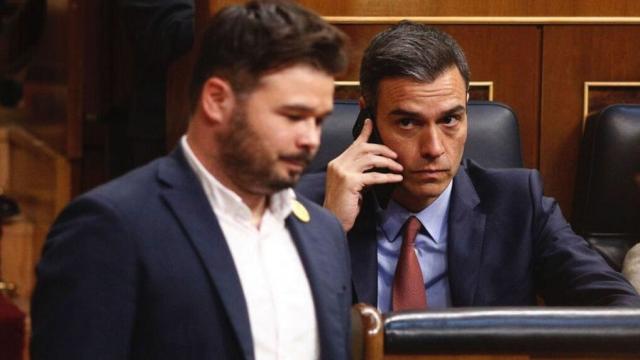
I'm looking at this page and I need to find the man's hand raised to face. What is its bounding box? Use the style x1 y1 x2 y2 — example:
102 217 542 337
323 118 403 231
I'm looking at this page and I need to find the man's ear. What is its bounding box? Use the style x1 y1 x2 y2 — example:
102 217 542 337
199 77 235 124
358 96 367 110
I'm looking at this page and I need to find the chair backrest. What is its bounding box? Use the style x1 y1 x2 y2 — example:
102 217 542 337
305 100 522 174
573 104 640 270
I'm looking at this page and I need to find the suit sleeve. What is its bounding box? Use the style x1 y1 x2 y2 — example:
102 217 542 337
530 171 640 306
31 195 138 359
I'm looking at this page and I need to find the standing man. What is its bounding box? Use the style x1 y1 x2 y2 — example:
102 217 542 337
31 1 351 359
298 21 640 311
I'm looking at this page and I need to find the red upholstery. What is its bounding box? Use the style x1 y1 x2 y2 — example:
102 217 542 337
0 295 24 360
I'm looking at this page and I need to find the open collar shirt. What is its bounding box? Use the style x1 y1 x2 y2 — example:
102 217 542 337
182 136 319 360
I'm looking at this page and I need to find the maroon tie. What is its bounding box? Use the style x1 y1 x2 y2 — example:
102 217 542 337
392 216 427 311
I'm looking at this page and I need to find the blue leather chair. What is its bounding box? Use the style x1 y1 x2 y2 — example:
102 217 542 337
573 104 640 271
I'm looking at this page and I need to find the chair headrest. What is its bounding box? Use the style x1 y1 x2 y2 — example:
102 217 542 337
573 104 640 236
464 101 522 168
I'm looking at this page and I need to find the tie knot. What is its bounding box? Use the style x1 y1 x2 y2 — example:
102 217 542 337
404 216 421 245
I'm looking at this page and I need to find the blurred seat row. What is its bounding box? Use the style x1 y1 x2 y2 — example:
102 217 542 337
351 303 640 359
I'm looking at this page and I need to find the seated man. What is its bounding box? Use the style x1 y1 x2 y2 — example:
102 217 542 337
31 1 351 359
297 21 640 311
624 243 640 292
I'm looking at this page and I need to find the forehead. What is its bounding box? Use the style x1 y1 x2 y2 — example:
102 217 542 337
376 67 467 116
244 63 335 114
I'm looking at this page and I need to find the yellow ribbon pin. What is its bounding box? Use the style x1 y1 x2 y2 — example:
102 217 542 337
292 200 310 223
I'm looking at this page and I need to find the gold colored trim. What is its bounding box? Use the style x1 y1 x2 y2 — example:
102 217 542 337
335 81 494 100
471 81 494 101
325 16 640 25
583 81 640 129
335 81 359 87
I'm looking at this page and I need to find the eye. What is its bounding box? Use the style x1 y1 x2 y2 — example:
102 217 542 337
287 114 304 121
398 118 417 129
441 114 462 127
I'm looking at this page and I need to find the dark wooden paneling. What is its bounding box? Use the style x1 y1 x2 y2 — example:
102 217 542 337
337 24 541 169
587 85 640 120
213 0 640 16
166 0 214 149
21 1 71 156
541 26 640 216
468 84 492 102
335 83 493 101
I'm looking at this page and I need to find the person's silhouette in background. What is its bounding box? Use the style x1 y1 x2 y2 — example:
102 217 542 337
115 0 194 174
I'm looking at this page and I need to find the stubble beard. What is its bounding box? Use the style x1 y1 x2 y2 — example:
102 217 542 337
217 106 312 195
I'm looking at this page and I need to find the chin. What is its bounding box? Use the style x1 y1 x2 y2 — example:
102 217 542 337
265 175 298 192
405 183 448 203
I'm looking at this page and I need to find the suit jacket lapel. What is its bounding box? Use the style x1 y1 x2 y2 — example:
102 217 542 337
347 192 379 306
448 166 485 306
286 207 344 360
157 149 254 360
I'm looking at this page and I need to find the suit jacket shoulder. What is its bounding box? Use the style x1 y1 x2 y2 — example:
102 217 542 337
455 160 640 306
33 150 353 360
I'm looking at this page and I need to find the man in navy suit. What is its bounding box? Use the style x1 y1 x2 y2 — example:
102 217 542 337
31 1 351 359
297 21 640 311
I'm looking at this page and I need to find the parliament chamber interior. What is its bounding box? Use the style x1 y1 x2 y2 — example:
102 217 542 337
0 0 640 359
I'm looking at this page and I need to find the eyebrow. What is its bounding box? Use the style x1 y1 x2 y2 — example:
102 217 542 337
442 105 467 117
279 104 333 118
387 104 466 118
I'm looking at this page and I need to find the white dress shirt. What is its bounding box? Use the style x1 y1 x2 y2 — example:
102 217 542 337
181 136 319 360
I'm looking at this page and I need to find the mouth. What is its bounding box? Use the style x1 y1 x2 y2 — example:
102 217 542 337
280 154 311 172
410 168 449 181
412 168 448 174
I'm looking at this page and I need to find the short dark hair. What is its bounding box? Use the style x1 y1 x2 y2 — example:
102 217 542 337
189 0 348 111
360 21 470 111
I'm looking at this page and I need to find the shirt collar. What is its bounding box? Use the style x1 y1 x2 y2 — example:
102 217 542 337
378 180 453 243
180 136 294 222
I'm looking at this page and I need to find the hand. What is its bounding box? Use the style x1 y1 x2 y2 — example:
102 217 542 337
324 118 403 231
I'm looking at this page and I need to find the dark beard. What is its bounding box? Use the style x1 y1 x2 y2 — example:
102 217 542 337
217 106 313 195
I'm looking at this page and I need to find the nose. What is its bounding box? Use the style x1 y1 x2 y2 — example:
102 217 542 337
419 125 445 160
297 118 321 152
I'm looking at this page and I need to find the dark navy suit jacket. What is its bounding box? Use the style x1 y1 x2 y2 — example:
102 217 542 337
296 160 640 307
31 148 352 359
